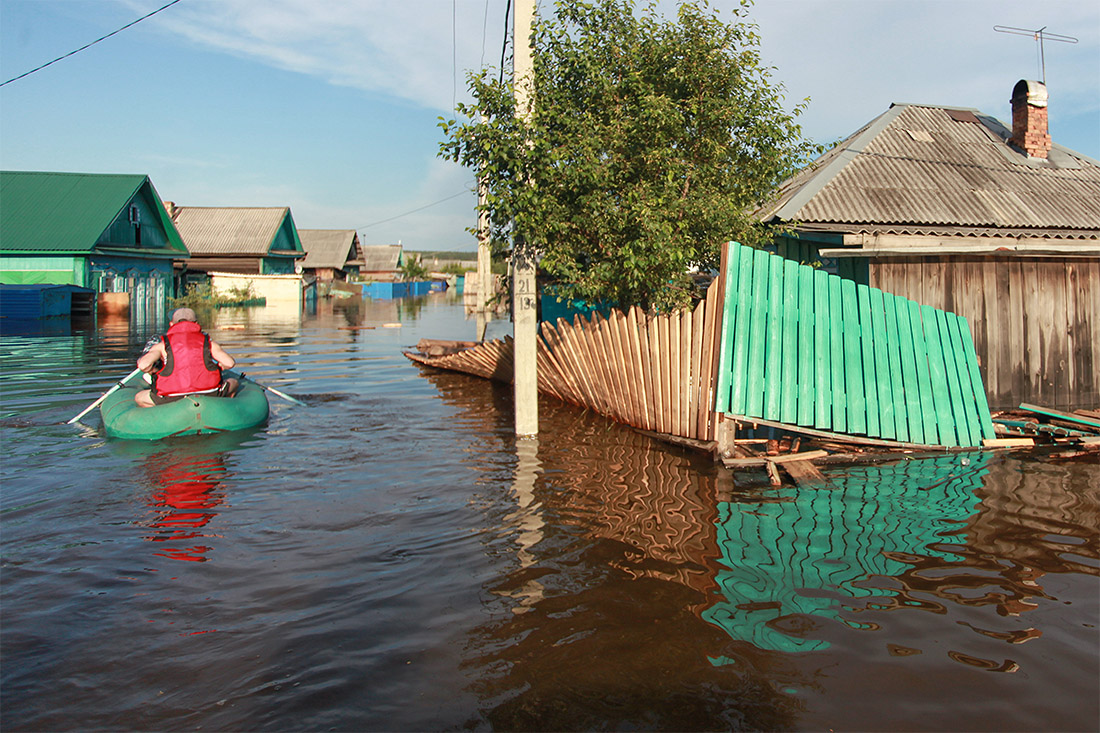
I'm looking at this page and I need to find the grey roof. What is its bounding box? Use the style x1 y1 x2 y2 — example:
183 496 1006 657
298 229 360 269
761 103 1100 238
360 244 403 271
172 206 301 255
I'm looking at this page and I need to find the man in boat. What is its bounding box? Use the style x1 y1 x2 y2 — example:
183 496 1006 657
134 307 240 407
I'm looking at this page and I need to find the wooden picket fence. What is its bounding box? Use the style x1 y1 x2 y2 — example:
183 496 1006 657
534 280 724 442
406 241 995 449
715 242 995 447
406 277 726 443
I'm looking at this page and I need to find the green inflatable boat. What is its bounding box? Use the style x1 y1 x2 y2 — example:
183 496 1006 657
100 382 269 440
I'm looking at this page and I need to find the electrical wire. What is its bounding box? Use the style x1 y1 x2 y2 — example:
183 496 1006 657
1 0 184 87
500 0 512 84
356 189 473 231
452 0 458 111
481 0 491 68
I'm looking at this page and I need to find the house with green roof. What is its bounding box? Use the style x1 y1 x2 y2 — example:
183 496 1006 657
0 171 188 315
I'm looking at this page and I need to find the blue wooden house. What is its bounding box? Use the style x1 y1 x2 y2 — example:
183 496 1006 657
0 171 189 315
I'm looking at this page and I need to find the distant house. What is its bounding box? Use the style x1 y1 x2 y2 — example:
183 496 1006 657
0 171 188 315
169 205 303 276
758 80 1100 410
297 229 362 281
360 244 404 282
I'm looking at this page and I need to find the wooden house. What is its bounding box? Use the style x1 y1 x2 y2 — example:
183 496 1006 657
0 171 188 316
758 80 1100 410
169 205 304 276
359 244 404 282
297 229 362 281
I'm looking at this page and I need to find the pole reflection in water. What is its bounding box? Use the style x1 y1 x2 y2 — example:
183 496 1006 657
419 366 800 730
500 437 545 614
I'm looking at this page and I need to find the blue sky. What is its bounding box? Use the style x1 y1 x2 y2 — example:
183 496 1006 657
2 0 1097 252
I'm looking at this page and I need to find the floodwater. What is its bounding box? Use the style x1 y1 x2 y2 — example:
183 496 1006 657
1 292 1097 732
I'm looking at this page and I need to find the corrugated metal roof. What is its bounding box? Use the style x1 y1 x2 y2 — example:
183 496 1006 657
298 229 360 269
361 244 403 271
0 170 187 254
172 207 300 255
761 104 1100 237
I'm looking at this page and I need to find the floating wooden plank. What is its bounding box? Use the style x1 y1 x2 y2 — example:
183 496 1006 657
982 438 1035 448
767 449 829 464
728 414 950 451
1019 403 1100 431
782 459 828 487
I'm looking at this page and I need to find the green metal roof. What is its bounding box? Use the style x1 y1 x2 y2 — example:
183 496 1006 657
0 171 188 255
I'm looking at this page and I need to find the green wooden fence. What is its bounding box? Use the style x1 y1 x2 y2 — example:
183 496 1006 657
715 242 995 447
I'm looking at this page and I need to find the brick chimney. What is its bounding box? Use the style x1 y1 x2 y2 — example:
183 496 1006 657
1010 79 1051 159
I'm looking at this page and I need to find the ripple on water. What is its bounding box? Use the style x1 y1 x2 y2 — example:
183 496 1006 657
1 297 1097 731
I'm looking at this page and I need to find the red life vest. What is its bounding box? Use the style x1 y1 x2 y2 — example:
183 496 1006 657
155 321 222 396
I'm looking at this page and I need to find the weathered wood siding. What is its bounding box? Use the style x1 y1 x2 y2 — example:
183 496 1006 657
871 256 1100 411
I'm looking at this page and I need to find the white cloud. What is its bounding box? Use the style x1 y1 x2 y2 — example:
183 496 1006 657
127 0 510 112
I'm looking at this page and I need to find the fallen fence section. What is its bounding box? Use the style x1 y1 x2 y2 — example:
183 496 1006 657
715 242 996 448
405 275 726 444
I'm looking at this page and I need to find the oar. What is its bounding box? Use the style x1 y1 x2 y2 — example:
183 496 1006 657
67 367 143 424
228 371 306 406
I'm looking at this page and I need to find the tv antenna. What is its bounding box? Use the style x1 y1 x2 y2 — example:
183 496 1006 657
994 26 1078 84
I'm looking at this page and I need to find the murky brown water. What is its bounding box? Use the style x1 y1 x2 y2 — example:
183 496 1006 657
2 292 1097 731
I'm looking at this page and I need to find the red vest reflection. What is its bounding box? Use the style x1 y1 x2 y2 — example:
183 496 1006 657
145 452 226 562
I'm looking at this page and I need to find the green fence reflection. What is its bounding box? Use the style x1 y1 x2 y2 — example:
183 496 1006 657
704 453 989 654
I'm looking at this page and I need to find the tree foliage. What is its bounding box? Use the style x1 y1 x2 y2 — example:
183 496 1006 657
440 0 820 311
399 253 430 281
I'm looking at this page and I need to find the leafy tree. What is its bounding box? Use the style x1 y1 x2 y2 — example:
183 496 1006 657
399 253 430 281
440 0 819 311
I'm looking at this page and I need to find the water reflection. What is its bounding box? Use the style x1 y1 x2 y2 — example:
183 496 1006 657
418 366 800 729
143 450 226 562
110 432 255 564
707 454 989 654
500 437 546 614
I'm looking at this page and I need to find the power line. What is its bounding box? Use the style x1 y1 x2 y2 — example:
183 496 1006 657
1 0 184 87
481 0 491 68
356 189 473 231
452 0 458 111
500 0 512 84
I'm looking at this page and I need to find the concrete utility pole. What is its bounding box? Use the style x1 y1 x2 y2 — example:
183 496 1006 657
476 178 491 342
512 0 538 436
